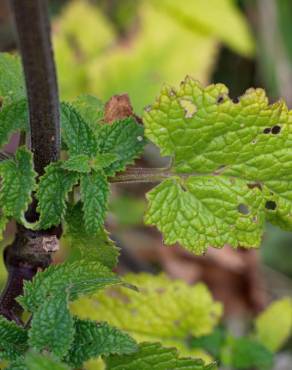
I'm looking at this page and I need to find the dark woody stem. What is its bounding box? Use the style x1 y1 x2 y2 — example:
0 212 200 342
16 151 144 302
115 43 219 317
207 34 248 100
10 0 60 176
0 0 61 323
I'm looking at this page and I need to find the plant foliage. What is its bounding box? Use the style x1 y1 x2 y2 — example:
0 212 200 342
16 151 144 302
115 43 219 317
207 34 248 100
144 76 292 253
0 16 290 368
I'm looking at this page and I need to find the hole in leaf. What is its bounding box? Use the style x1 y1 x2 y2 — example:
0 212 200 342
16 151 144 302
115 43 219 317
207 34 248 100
169 89 176 97
271 125 281 134
263 127 271 134
238 204 250 215
233 97 240 103
216 95 224 104
179 99 197 118
265 200 277 210
247 182 262 191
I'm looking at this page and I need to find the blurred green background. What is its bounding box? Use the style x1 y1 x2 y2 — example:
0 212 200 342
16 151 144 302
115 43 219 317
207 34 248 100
1 0 292 367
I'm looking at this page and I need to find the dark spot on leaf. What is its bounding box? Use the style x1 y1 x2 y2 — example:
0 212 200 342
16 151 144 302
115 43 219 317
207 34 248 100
169 89 176 97
155 288 166 294
252 216 258 223
265 200 277 210
271 125 281 134
233 97 240 103
247 182 262 191
106 289 131 303
216 95 224 104
238 204 250 215
263 127 271 134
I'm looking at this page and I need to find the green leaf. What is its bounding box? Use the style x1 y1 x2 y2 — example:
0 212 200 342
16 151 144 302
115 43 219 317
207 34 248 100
0 147 36 221
71 274 222 352
0 53 25 105
0 316 28 361
4 357 27 370
61 102 98 157
105 342 216 370
80 171 109 233
0 100 28 148
36 162 79 229
72 94 104 134
28 292 74 358
62 153 118 174
145 176 265 255
7 353 70 370
96 118 146 176
255 298 292 352
90 153 118 171
25 352 70 370
62 154 91 173
65 202 119 269
18 259 121 313
65 318 137 367
189 328 226 359
143 77 292 253
222 337 273 370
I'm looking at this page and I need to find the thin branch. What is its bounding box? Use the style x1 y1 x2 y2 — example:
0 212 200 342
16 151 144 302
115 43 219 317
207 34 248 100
110 168 173 184
110 167 208 184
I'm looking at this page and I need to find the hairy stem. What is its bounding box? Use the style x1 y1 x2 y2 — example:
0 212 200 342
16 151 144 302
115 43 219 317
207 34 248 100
110 168 174 184
109 167 208 184
0 0 61 323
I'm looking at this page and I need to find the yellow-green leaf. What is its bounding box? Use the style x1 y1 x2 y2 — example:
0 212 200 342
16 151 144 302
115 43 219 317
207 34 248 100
255 298 292 352
143 77 292 253
71 274 222 352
